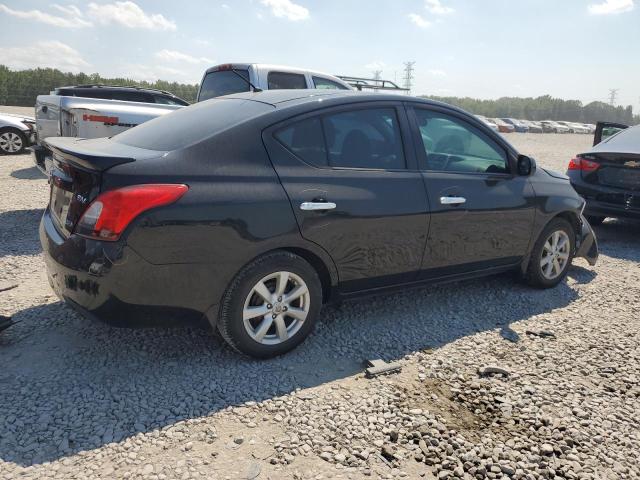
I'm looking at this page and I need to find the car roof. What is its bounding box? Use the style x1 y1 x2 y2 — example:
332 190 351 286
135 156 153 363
221 89 445 109
56 85 180 97
203 63 344 79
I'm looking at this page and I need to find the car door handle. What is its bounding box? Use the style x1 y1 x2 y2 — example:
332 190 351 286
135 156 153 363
300 202 337 211
439 196 466 205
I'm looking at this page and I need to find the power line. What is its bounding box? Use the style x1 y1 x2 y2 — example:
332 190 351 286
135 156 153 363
403 61 415 95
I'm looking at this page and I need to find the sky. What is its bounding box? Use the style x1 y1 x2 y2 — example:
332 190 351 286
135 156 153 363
1 0 638 111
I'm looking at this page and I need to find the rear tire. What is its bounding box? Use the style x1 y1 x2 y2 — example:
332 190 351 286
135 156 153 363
525 218 575 289
216 251 322 358
0 128 27 155
585 215 605 226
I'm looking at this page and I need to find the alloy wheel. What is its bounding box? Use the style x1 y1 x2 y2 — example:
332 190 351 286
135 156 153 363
242 271 310 345
540 230 570 280
0 132 23 153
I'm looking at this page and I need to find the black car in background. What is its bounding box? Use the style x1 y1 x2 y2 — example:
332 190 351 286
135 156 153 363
40 90 598 358
53 85 190 105
567 122 639 225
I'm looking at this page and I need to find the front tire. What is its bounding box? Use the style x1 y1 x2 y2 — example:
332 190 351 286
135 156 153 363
525 218 575 288
0 128 27 155
216 251 322 358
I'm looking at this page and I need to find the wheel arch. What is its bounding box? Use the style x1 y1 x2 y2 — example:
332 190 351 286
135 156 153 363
277 246 336 303
520 209 581 274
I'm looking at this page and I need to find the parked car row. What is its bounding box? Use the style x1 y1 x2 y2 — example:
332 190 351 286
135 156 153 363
473 115 596 135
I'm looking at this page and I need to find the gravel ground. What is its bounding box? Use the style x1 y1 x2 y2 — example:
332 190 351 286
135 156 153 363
1 106 639 480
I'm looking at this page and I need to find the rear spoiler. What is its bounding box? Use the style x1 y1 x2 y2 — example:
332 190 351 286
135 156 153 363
337 76 409 93
43 137 149 172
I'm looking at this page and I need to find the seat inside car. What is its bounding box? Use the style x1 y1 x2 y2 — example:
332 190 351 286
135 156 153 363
341 130 372 168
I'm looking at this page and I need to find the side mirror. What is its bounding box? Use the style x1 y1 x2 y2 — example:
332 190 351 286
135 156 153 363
517 155 536 176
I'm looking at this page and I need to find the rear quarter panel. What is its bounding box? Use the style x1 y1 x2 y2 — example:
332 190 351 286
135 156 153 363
104 122 337 306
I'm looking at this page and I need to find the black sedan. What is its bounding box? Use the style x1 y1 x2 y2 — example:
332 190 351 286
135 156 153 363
41 90 598 358
567 121 640 225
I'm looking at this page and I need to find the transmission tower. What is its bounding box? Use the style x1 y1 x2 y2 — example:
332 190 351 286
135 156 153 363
373 70 382 89
608 89 619 106
403 61 416 94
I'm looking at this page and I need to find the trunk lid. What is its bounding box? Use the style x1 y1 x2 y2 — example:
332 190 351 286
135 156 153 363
44 137 162 236
581 152 640 191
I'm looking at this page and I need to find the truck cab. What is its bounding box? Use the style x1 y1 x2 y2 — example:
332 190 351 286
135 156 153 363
196 63 352 102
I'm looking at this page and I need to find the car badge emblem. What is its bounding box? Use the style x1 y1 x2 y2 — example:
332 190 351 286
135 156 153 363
624 160 640 168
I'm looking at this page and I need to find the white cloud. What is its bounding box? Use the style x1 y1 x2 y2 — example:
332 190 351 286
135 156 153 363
428 69 447 77
588 0 634 14
261 0 309 21
425 0 454 15
155 49 213 65
116 64 193 83
221 3 230 9
365 61 386 71
0 3 91 28
51 4 84 17
3 41 90 72
87 1 176 31
408 13 431 28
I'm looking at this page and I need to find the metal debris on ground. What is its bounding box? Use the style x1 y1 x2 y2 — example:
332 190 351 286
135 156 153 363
365 359 402 378
525 330 556 338
478 365 511 377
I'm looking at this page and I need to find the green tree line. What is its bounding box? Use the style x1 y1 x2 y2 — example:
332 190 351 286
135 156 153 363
422 94 639 125
0 65 199 106
2 65 638 125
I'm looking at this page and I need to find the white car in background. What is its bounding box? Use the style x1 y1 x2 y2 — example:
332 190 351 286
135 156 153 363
0 113 36 154
556 121 590 134
474 114 500 132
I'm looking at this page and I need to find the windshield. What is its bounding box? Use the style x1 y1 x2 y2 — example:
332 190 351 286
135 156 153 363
198 69 250 101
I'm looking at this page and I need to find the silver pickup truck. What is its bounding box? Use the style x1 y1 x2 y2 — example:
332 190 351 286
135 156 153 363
33 85 188 173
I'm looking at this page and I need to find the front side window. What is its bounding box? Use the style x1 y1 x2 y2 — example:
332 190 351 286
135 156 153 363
198 70 250 101
312 76 349 90
267 72 307 90
414 109 509 174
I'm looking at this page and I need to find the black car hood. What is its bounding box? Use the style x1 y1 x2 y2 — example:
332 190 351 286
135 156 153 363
542 168 569 181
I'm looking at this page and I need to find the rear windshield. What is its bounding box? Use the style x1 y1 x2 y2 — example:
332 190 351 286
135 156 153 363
113 98 273 151
198 70 250 101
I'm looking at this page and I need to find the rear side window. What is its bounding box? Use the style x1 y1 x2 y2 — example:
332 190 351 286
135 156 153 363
324 108 405 169
275 118 327 167
312 77 349 90
111 91 153 103
268 72 307 90
276 108 406 170
153 94 189 106
113 99 272 151
199 70 250 101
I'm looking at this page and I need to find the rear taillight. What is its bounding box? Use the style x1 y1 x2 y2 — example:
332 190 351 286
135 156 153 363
75 184 188 241
568 157 599 172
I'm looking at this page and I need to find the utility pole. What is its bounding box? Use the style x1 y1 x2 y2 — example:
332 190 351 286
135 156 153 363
608 88 619 106
403 61 415 95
